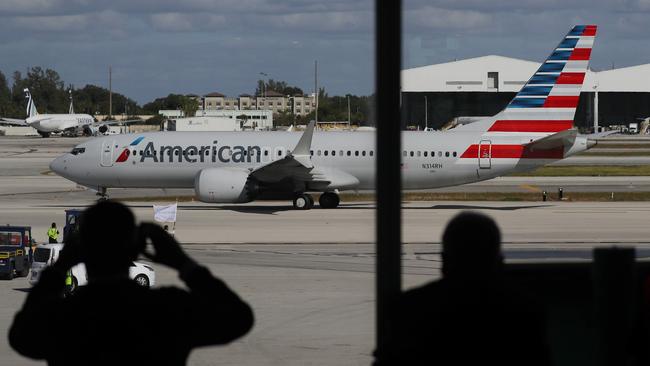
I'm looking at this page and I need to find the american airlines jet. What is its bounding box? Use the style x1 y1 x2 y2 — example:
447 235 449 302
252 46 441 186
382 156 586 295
50 25 598 210
1 89 128 137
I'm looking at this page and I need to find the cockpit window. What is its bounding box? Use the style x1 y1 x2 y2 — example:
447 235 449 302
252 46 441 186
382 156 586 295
71 147 86 155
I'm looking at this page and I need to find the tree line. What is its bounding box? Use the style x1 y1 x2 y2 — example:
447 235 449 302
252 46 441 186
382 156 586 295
0 67 372 125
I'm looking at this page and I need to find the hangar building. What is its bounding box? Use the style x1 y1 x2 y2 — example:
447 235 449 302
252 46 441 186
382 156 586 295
401 55 650 132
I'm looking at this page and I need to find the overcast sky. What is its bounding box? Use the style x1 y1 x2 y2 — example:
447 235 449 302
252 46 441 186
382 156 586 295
1 0 649 104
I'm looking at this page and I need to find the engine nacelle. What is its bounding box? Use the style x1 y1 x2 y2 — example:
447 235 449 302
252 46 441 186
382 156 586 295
98 124 109 134
194 168 257 203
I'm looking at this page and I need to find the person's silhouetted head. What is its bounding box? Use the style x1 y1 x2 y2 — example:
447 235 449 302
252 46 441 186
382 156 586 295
51 223 56 228
441 211 503 279
79 200 138 279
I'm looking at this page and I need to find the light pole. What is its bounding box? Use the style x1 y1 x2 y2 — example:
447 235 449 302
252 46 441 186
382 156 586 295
259 72 268 110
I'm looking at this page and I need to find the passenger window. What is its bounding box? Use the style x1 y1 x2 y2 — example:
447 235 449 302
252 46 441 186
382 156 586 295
417 151 421 157
424 151 428 157
445 151 450 157
431 151 434 156
132 150 136 156
453 151 457 157
410 151 414 157
438 151 442 157
370 151 374 157
402 151 407 157
317 150 322 156
355 151 359 156
362 151 366 156
340 150 344 156
278 150 282 156
264 150 269 156
324 150 329 156
332 150 336 156
347 151 351 156
310 150 313 156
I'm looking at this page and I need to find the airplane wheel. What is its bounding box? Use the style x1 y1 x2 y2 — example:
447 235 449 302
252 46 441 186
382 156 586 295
293 194 313 210
38 132 50 138
319 192 340 209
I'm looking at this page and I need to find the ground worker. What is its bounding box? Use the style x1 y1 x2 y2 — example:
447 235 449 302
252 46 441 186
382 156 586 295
47 223 59 244
64 270 73 296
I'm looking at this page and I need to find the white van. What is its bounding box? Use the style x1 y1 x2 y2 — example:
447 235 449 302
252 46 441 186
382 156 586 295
30 243 156 290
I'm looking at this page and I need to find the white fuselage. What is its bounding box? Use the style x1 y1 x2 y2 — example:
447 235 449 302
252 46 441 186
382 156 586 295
50 129 586 192
26 114 94 133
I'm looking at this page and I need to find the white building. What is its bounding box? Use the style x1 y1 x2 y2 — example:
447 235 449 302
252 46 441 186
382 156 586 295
401 55 650 131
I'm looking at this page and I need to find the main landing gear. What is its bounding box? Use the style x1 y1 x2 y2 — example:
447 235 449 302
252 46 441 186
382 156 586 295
293 193 314 210
292 192 340 210
38 131 50 138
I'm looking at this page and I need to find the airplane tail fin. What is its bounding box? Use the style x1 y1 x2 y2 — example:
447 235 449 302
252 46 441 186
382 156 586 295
461 25 597 134
24 88 38 118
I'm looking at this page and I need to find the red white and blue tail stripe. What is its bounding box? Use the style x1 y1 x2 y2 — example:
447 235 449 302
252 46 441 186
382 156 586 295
463 25 596 135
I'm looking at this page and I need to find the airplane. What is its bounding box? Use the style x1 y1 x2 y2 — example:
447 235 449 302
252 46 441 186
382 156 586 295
50 25 598 210
0 89 134 137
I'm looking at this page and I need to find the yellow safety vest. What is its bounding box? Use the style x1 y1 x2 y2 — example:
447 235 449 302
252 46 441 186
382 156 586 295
65 271 72 286
47 228 58 240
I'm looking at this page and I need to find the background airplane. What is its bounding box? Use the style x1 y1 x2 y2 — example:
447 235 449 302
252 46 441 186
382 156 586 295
50 25 598 209
0 88 137 137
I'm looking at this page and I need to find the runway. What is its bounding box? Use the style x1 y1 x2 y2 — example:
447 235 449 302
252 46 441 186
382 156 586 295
2 136 650 365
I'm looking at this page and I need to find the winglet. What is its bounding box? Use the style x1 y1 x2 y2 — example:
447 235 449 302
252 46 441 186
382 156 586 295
290 121 316 168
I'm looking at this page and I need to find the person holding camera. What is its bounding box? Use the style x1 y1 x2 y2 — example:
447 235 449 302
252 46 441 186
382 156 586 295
9 200 254 366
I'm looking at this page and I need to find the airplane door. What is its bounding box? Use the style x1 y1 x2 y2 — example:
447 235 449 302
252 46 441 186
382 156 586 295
100 140 115 167
478 140 491 169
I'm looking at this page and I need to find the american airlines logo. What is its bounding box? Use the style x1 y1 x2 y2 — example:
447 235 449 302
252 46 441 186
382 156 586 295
132 140 265 164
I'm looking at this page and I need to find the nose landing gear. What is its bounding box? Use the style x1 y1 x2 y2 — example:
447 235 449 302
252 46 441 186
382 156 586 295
96 187 109 201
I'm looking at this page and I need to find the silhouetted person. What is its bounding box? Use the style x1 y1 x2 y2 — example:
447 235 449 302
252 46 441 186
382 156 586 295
9 201 254 366
377 211 549 365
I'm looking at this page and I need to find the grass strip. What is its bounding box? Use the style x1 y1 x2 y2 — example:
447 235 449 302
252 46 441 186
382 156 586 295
117 191 650 203
512 165 650 177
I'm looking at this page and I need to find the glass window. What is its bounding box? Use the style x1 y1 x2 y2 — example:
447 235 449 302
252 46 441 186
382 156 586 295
424 151 428 157
438 151 442 157
347 151 351 156
355 151 359 156
33 248 51 263
410 151 414 157
453 151 457 157
332 150 336 156
317 150 322 156
445 151 450 157
362 151 366 156
370 151 374 157
417 151 421 157
403 151 407 157
324 150 329 156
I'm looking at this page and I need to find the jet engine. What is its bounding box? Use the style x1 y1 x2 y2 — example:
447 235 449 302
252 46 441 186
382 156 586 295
194 168 258 203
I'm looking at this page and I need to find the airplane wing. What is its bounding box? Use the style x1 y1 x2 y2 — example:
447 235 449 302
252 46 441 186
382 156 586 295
249 121 360 190
0 118 27 126
250 121 316 183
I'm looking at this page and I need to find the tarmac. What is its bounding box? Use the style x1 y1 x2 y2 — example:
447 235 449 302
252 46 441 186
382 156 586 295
2 135 650 365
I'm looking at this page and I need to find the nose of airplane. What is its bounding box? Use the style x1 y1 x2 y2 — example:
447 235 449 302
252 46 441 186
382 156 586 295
49 155 66 176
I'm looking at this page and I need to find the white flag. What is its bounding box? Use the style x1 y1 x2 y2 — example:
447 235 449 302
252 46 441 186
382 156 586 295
153 203 177 223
